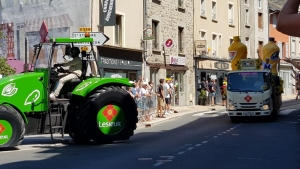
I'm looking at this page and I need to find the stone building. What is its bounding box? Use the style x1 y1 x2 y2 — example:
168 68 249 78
144 0 195 106
240 0 269 59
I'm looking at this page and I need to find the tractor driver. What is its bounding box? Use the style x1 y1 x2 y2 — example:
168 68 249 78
50 47 82 100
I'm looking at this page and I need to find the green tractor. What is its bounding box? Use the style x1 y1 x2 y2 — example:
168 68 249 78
0 36 138 148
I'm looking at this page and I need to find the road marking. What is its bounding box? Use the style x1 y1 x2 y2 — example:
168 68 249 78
138 158 153 161
153 162 164 167
213 136 218 138
202 141 208 144
193 113 205 116
279 109 297 115
195 144 202 146
178 151 185 154
187 147 194 151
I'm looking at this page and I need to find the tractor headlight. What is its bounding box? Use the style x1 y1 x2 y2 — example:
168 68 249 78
262 98 270 110
227 99 235 110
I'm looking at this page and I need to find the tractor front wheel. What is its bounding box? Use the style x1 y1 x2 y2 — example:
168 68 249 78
0 105 25 148
76 86 138 144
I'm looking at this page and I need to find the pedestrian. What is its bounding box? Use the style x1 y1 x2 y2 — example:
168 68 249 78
276 0 300 37
221 77 227 106
50 47 82 100
164 79 172 115
156 79 166 118
208 79 217 106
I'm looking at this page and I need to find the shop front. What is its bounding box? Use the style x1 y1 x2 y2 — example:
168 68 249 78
195 59 231 105
148 56 189 107
97 46 143 81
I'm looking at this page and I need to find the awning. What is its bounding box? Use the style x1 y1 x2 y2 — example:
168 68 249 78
25 14 73 32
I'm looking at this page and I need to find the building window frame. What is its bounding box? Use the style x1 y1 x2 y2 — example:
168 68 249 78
178 27 184 53
152 20 160 50
114 14 124 47
212 1 217 21
258 0 262 9
228 2 234 25
201 0 206 17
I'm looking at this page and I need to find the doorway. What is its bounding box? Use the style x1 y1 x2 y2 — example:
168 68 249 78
167 71 186 107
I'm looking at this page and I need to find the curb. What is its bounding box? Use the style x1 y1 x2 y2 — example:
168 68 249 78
136 108 227 129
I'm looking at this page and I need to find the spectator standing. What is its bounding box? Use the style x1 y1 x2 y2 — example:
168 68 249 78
208 79 217 106
156 79 165 118
164 79 172 115
221 77 227 106
126 87 135 98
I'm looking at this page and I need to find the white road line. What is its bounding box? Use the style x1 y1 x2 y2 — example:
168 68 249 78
153 162 164 167
192 113 205 116
202 141 208 144
187 147 194 151
178 151 185 154
195 144 202 146
279 109 297 115
138 158 153 160
213 136 218 138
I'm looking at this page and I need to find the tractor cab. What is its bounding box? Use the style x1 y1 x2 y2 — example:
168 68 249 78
31 35 98 99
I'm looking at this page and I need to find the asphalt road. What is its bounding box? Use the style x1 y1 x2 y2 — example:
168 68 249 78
0 99 299 169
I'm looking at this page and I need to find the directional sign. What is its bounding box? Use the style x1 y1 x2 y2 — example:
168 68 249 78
72 32 110 46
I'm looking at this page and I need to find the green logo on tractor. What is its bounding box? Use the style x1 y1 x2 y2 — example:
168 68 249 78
0 120 13 145
97 105 125 135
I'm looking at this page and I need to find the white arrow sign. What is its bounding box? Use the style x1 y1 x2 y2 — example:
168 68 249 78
72 32 110 46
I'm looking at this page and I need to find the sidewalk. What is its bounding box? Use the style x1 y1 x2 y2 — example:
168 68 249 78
136 94 297 129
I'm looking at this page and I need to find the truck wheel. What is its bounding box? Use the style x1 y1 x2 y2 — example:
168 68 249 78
0 105 25 148
77 86 138 144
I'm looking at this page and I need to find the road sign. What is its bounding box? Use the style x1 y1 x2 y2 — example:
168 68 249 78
164 38 174 49
79 27 92 32
72 32 110 46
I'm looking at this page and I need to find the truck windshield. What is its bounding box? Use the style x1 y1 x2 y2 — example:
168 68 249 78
227 72 270 92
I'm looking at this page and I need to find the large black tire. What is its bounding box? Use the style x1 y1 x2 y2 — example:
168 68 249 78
76 86 138 144
0 105 25 148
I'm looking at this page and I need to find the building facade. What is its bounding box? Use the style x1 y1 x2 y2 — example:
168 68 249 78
269 1 293 95
0 0 144 80
194 0 239 104
144 0 195 107
240 0 269 59
93 0 144 81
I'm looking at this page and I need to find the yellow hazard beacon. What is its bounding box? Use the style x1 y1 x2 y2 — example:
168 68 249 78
226 36 284 123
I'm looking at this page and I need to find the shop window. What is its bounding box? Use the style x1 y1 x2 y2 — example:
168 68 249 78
152 20 159 50
178 27 184 53
115 15 123 46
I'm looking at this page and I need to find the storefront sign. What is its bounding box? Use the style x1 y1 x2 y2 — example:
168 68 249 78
170 56 186 66
99 57 133 66
198 60 231 70
214 61 230 70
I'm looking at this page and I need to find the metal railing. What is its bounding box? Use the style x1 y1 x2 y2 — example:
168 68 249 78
137 95 157 123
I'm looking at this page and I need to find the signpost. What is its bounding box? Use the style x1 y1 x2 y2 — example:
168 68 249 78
72 32 109 46
164 38 174 49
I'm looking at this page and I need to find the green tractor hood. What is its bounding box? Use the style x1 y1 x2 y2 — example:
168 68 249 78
0 72 47 123
72 77 134 97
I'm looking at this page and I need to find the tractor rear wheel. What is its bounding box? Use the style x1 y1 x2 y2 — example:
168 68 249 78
76 86 138 144
0 105 25 148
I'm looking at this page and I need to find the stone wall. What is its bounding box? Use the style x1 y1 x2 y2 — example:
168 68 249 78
146 0 195 105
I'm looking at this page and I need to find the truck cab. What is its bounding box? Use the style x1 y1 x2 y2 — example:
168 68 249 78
226 59 282 123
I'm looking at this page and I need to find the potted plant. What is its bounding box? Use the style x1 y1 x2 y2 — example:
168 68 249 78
198 89 207 105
